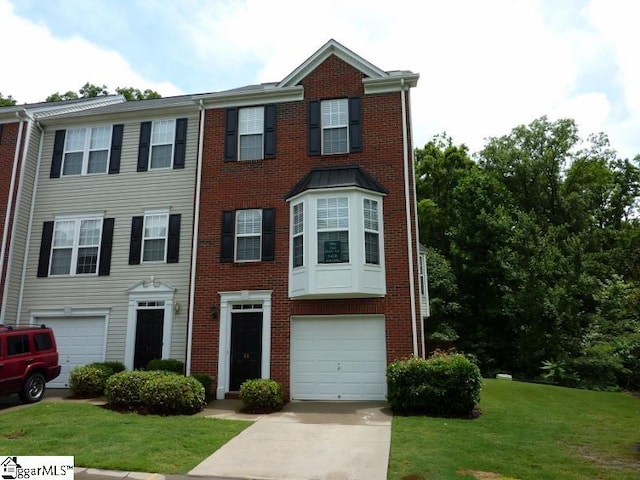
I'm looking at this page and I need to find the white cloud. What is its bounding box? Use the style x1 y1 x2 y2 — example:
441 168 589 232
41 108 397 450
0 0 183 103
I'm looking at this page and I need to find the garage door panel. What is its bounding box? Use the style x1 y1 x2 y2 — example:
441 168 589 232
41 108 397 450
291 316 386 401
42 317 106 388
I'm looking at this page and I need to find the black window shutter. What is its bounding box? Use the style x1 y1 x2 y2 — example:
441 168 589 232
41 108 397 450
173 118 187 169
98 218 115 275
308 101 321 156
108 124 124 174
220 210 235 262
224 108 238 162
264 105 276 159
167 214 181 263
137 122 152 172
50 130 66 178
37 221 54 277
129 216 143 265
261 208 275 261
349 96 362 153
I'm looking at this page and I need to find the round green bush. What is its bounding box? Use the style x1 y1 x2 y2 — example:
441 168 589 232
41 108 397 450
139 375 205 415
105 370 171 408
69 365 111 397
387 352 482 417
145 358 184 374
239 379 284 413
190 373 214 401
89 361 126 376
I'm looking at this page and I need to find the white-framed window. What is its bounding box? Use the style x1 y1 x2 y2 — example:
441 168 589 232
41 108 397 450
143 213 169 262
363 198 380 265
317 197 349 263
62 126 111 175
238 107 264 160
235 209 262 262
150 120 175 169
292 202 304 268
50 217 103 275
321 99 348 154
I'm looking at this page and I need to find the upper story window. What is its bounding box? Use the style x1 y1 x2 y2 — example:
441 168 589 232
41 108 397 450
137 118 188 172
37 216 114 278
317 197 350 263
129 211 181 265
224 105 276 162
239 107 264 160
220 208 275 263
50 125 124 178
308 97 361 156
363 198 380 265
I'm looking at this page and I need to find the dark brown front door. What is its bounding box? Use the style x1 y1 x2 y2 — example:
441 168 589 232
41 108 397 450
134 309 164 370
229 312 262 391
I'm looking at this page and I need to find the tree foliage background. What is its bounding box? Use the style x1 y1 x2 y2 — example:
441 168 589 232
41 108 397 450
417 117 640 390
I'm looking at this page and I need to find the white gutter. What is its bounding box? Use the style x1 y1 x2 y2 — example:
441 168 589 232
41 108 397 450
186 100 205 375
401 79 419 357
0 113 25 322
1 115 36 324
16 120 44 324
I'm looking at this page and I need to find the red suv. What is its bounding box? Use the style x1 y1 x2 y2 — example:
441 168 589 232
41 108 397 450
0 324 61 403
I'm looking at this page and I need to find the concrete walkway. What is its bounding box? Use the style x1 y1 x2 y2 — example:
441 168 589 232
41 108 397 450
190 400 392 480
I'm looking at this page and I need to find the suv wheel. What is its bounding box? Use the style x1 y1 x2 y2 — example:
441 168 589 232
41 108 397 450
19 373 46 403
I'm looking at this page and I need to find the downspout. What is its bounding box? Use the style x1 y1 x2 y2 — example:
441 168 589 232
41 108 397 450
407 89 427 358
0 113 25 322
1 114 36 323
16 119 44 324
186 100 205 375
401 78 419 356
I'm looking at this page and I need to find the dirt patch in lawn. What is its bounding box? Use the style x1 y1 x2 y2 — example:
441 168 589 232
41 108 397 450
457 470 520 479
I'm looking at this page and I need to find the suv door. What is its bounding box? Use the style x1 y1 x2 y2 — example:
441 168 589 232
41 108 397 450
0 333 31 392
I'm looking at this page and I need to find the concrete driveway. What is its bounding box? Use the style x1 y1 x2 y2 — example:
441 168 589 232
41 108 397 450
190 400 392 480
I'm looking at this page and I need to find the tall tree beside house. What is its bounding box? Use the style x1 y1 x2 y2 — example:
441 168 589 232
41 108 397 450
416 116 640 389
45 83 161 102
0 92 17 106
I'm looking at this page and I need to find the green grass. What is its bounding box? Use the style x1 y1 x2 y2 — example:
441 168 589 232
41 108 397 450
0 402 250 473
389 379 640 480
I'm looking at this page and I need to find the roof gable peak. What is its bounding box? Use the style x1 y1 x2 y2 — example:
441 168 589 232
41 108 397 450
278 39 387 88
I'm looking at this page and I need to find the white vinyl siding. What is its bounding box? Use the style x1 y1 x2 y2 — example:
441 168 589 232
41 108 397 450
238 107 264 161
63 126 111 175
321 99 348 154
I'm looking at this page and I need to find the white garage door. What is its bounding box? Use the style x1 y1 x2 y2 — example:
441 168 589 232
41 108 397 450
290 316 387 401
41 317 107 388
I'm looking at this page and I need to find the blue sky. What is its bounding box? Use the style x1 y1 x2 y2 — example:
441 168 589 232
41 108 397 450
2 0 640 160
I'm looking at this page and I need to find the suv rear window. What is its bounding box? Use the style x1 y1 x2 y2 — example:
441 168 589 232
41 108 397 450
7 335 30 355
34 333 53 351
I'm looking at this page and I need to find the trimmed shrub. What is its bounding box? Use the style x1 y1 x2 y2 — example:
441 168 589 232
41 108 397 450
191 373 214 401
139 375 205 415
105 370 172 408
89 361 126 376
240 379 284 413
69 365 111 397
145 358 184 374
387 352 482 417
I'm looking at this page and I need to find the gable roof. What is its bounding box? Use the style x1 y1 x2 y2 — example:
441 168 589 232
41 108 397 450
0 95 126 123
285 165 388 200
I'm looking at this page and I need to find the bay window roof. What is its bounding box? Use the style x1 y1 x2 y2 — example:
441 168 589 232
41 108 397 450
285 166 388 200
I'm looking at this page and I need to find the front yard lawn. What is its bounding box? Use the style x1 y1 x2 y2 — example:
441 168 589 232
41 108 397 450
0 401 249 473
389 379 640 480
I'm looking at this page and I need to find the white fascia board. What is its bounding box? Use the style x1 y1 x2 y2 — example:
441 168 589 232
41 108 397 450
195 86 303 109
363 73 420 94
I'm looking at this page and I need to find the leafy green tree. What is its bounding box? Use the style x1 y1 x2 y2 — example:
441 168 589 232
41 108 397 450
46 83 161 102
46 91 80 102
0 92 17 106
115 87 161 101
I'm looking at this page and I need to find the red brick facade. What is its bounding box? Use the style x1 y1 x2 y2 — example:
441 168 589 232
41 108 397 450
191 53 422 398
0 121 21 308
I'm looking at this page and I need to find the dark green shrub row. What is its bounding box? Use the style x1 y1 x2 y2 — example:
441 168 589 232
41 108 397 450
69 365 112 397
240 379 284 413
191 373 215 400
105 370 205 415
387 352 482 417
145 358 184 374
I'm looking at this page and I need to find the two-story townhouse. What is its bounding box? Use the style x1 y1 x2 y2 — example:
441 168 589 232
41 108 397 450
190 39 421 401
0 97 126 315
10 97 199 387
